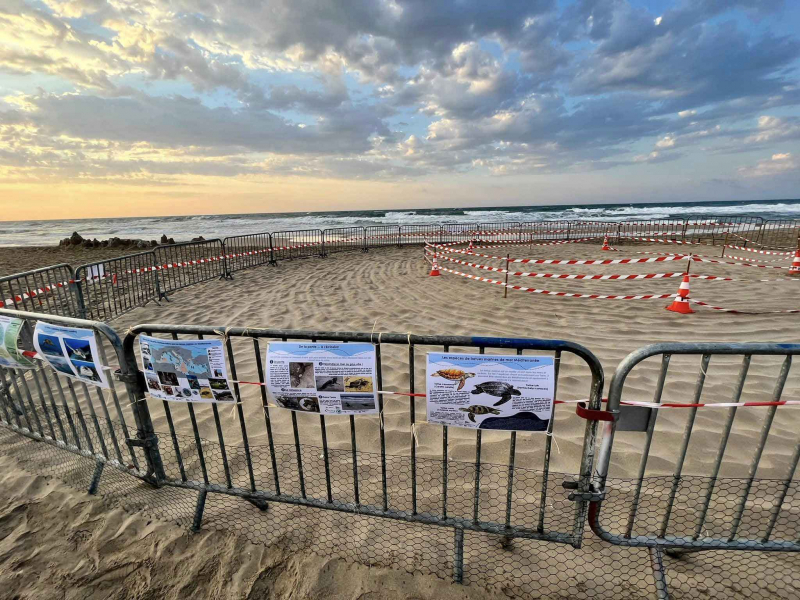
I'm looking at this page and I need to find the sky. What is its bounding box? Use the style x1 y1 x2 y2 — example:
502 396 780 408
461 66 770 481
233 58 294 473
1 0 800 220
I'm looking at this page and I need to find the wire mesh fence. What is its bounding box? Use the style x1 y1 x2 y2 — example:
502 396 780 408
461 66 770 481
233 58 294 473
0 265 82 317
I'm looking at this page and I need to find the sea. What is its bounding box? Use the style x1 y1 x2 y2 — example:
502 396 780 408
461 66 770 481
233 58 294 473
1 199 799 247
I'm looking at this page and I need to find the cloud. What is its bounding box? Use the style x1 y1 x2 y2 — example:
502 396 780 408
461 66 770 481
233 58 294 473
737 152 799 178
0 0 799 187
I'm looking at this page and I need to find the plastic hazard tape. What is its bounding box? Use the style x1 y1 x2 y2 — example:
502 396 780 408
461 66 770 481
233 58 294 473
428 251 692 280
688 299 800 315
691 256 791 270
0 280 74 308
616 236 704 245
438 266 677 300
428 243 690 266
470 236 602 250
722 253 789 264
724 244 792 256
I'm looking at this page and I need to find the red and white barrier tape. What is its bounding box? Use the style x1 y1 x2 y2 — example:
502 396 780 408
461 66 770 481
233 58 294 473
0 280 74 308
470 236 602 250
427 251 693 280
691 256 791 270
438 266 677 300
722 253 789 264
688 299 800 315
428 243 690 266
724 244 793 256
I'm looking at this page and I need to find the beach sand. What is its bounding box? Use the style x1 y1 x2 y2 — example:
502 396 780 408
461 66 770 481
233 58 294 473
2 240 800 598
0 245 140 278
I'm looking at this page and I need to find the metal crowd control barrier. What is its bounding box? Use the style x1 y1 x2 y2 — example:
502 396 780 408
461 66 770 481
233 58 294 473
122 325 605 580
75 251 160 321
400 224 442 245
0 265 82 318
153 239 227 298
271 229 324 260
365 225 401 248
322 227 367 254
589 342 800 599
758 219 800 250
222 233 274 275
0 307 164 493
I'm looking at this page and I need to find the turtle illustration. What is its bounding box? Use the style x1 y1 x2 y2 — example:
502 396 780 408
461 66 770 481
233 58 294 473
471 381 521 406
431 369 476 391
459 405 501 423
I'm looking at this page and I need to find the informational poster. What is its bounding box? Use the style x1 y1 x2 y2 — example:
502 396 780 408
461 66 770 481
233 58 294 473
0 316 35 370
426 353 554 432
33 322 110 388
139 335 234 403
265 342 379 415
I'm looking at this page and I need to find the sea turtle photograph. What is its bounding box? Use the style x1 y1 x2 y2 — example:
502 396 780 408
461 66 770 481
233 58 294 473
431 368 475 391
459 404 501 423
471 381 522 406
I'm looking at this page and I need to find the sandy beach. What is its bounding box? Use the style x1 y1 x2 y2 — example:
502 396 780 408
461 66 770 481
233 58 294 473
2 240 800 598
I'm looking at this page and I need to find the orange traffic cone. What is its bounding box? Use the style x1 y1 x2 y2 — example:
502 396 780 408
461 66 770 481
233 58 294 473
467 240 474 252
666 274 694 314
789 249 800 276
429 253 440 276
601 235 611 251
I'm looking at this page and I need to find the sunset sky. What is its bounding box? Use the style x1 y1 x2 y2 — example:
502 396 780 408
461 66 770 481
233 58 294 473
1 0 800 220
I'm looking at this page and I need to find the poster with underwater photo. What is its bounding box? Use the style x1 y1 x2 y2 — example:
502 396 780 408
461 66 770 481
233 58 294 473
139 335 234 403
426 353 554 432
0 316 36 370
32 322 110 388
265 342 378 415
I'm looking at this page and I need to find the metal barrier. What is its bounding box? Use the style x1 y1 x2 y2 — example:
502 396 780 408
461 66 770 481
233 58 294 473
121 324 605 576
400 224 442 245
0 307 164 493
153 239 227 297
365 225 401 248
479 221 522 242
223 233 274 275
0 265 82 318
758 219 800 250
271 229 324 260
75 251 160 320
323 227 366 254
589 342 800 598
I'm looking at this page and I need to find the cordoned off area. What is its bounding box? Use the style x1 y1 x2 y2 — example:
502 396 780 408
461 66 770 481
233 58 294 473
1 215 800 599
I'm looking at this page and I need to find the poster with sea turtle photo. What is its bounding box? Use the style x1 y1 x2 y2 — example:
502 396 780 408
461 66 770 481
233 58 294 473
426 353 554 432
265 342 378 415
33 322 110 388
139 335 234 403
0 316 36 370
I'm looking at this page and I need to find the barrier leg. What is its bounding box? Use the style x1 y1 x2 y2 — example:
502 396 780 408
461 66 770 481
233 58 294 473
245 496 269 511
191 490 208 532
453 527 465 583
650 546 670 600
88 461 104 495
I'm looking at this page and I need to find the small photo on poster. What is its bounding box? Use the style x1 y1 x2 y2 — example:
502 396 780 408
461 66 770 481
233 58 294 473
36 334 63 357
48 356 77 376
0 316 36 370
63 338 94 363
275 395 320 412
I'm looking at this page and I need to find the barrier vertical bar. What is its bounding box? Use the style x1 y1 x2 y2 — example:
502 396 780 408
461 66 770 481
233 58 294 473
375 342 388 511
659 354 710 538
728 355 792 540
409 342 417 515
538 350 561 534
693 355 751 539
442 343 450 519
472 346 484 524
253 339 279 495
225 337 256 492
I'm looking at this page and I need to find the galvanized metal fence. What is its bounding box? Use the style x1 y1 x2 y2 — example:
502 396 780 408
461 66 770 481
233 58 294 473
223 233 274 275
1 305 800 598
590 342 800 598
0 265 82 317
75 251 161 321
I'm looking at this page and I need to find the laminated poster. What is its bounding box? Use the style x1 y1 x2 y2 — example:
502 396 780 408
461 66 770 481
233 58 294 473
426 353 554 432
265 342 379 415
33 322 110 388
140 336 234 403
0 316 35 370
